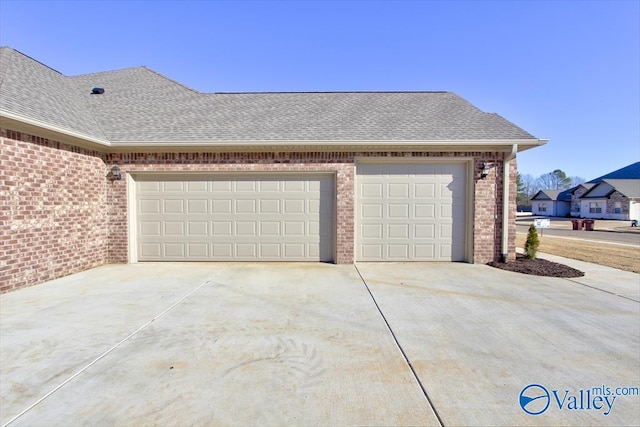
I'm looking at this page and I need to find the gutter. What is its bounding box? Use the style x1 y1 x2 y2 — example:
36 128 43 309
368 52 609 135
502 144 518 263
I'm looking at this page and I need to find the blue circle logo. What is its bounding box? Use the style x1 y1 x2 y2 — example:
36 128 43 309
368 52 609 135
519 384 550 415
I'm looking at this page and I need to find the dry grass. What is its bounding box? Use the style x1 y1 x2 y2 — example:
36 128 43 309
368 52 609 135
515 232 640 274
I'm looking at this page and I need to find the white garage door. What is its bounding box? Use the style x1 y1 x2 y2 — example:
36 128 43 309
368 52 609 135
136 175 334 262
356 162 467 261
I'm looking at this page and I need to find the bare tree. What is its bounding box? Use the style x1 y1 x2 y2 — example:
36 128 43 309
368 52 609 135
517 173 540 206
537 169 572 190
570 176 586 188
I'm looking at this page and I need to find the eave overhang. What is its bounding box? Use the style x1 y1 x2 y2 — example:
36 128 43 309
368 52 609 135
1 110 547 154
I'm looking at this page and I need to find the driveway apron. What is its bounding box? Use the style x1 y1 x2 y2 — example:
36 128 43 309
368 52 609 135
1 263 438 426
357 262 640 426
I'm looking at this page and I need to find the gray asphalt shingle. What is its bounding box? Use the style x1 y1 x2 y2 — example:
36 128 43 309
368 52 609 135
1 47 538 144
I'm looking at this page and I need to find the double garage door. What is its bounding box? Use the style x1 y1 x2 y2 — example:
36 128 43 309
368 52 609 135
134 163 467 263
136 175 334 262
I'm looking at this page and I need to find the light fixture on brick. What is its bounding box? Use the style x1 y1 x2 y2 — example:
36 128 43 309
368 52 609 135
480 162 496 179
110 165 122 181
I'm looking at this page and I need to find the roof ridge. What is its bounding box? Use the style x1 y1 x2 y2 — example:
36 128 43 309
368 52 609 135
0 46 63 75
140 67 200 93
70 65 148 78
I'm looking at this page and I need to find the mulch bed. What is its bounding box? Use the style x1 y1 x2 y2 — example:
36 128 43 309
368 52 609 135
488 253 585 278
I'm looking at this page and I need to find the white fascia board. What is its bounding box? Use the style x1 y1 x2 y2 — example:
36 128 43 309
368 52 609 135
0 110 110 147
108 138 547 152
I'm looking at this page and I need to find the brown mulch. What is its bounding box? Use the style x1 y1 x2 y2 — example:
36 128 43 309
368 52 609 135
488 253 584 278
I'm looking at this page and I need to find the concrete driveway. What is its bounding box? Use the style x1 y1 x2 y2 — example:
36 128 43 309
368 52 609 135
1 261 638 426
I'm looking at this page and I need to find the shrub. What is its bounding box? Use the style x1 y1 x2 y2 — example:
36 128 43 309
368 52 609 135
524 224 540 259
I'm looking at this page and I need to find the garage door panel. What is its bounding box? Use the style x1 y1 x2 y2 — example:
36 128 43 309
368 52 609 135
415 244 435 259
140 221 161 236
357 162 466 261
137 175 333 261
188 243 208 258
260 243 281 257
141 243 162 258
163 200 184 214
187 199 208 214
186 181 206 192
414 183 435 198
165 243 185 258
260 199 280 213
139 199 160 214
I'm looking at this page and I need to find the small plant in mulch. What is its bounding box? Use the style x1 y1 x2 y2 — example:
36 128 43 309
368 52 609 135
489 224 584 278
524 224 539 259
488 254 584 278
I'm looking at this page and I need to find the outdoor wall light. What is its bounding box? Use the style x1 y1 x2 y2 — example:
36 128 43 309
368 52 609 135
480 162 496 179
110 165 122 181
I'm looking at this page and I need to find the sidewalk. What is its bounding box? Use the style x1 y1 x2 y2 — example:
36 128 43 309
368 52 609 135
516 216 640 234
516 249 640 302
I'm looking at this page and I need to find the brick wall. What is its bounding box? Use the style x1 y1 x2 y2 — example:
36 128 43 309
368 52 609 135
2 129 516 292
104 152 356 264
106 151 514 265
1 129 108 292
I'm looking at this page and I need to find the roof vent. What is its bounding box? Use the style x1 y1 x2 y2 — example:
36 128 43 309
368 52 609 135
91 87 105 95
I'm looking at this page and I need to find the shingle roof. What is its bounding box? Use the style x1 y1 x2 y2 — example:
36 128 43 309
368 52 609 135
531 189 572 201
587 162 640 183
581 179 640 199
0 47 107 141
1 47 541 146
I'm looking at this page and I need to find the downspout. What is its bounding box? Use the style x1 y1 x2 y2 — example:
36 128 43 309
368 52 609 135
502 144 518 263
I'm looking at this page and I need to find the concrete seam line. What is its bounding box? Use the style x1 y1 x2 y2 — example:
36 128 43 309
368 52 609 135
1 267 230 427
353 264 445 427
564 278 640 303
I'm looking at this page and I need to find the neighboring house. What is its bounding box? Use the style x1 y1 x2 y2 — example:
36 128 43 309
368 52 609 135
0 47 546 292
571 162 640 219
579 179 640 220
530 189 571 217
569 183 595 217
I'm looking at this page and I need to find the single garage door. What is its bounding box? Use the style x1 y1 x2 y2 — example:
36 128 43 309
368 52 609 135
356 162 467 261
136 175 334 262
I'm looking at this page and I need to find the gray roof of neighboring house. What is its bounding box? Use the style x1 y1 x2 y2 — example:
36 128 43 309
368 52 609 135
587 162 640 183
581 179 640 199
531 189 572 201
0 47 540 145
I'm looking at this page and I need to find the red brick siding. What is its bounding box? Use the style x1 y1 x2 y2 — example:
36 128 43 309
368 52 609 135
2 127 517 292
104 152 355 264
1 129 108 293
106 151 514 265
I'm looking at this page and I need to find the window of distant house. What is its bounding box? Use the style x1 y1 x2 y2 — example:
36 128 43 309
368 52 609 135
614 202 622 214
589 202 602 214
539 203 547 212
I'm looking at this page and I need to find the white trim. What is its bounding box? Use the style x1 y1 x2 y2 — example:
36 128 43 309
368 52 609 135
502 144 517 262
0 110 109 146
127 174 138 263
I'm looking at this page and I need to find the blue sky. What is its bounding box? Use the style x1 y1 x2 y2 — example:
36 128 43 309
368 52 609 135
1 0 638 180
